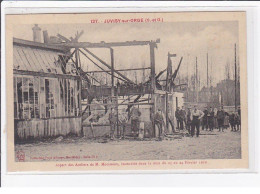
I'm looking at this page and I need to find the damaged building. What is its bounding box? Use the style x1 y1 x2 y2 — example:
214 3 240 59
13 24 185 142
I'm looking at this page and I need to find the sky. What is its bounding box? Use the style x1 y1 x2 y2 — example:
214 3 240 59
14 21 239 87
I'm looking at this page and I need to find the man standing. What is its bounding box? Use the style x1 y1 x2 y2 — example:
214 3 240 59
217 106 225 132
109 107 117 140
202 108 209 131
208 107 214 131
229 113 236 131
237 106 241 131
186 107 192 134
154 108 164 140
175 107 181 130
130 106 141 137
190 106 204 137
179 106 186 130
118 108 128 139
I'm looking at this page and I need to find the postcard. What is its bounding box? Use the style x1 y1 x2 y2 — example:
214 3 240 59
5 12 248 172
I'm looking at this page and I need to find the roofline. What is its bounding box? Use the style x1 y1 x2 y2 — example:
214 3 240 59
13 37 70 53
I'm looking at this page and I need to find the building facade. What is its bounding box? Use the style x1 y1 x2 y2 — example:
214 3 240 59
13 38 82 142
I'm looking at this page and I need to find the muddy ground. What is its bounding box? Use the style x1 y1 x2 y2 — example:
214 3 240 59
15 129 241 162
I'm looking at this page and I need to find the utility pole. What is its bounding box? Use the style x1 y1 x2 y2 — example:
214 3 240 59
196 57 198 103
207 53 209 104
110 48 115 97
234 43 237 110
150 42 156 137
210 55 212 98
166 52 176 133
207 53 209 88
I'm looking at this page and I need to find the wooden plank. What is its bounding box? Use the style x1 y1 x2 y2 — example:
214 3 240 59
21 77 25 119
82 102 154 106
61 79 64 117
33 78 35 118
66 79 69 116
83 67 151 74
13 69 80 80
70 80 74 116
110 48 115 97
53 80 57 135
149 43 156 137
28 78 31 120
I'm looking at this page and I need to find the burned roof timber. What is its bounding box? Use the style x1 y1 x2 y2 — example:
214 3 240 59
48 39 160 49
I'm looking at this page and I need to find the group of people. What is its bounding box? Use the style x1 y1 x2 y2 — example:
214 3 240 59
175 106 241 137
108 107 142 140
108 105 241 140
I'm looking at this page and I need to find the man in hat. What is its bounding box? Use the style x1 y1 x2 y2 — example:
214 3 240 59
237 106 241 131
208 107 215 131
186 107 192 134
190 105 204 137
202 107 209 131
217 106 225 132
154 108 165 140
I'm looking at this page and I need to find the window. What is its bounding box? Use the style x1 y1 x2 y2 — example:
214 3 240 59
14 76 39 119
14 75 80 119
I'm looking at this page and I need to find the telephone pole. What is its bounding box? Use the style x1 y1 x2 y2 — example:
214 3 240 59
207 53 209 88
234 44 237 110
196 57 198 103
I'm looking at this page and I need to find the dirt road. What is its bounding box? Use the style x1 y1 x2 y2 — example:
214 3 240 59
15 129 241 162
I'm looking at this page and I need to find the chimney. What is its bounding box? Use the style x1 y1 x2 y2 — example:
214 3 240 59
32 24 42 42
43 30 49 43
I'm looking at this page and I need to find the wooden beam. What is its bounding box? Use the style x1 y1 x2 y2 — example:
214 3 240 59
84 72 102 84
57 34 71 43
78 49 127 83
13 69 81 80
14 115 82 121
81 102 154 106
110 48 115 97
49 39 160 48
150 43 156 92
82 67 151 74
149 42 156 138
82 48 135 84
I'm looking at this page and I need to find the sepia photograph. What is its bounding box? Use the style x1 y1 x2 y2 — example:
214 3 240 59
5 12 248 171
